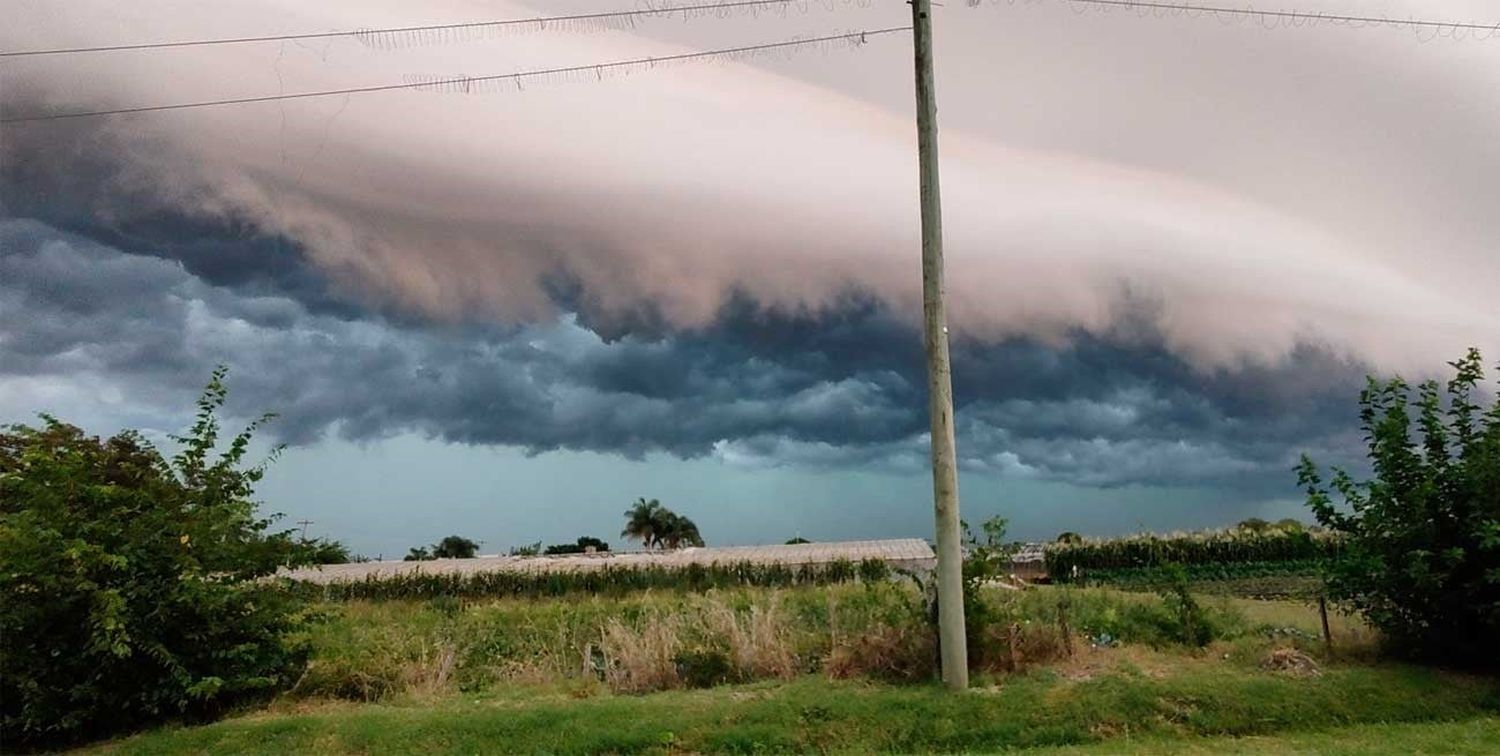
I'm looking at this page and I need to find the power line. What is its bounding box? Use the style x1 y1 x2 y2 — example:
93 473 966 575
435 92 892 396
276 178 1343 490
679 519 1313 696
0 0 869 59
975 0 1500 37
0 27 910 124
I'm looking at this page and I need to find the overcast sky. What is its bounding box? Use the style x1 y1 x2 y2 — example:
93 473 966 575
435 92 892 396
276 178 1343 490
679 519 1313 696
3 0 1496 556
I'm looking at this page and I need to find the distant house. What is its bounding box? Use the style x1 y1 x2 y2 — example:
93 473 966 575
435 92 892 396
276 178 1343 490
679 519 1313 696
1009 543 1048 582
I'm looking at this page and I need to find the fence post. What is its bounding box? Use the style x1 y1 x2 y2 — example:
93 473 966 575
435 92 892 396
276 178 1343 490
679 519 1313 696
1058 601 1075 658
1318 594 1334 657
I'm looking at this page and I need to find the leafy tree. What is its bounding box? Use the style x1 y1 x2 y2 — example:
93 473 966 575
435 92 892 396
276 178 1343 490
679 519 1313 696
1236 517 1272 533
509 541 541 557
542 536 610 555
404 535 480 561
295 537 353 564
432 535 481 559
576 535 609 552
1273 518 1306 533
0 368 314 747
620 498 703 550
1055 531 1083 545
785 536 812 545
1297 348 1500 667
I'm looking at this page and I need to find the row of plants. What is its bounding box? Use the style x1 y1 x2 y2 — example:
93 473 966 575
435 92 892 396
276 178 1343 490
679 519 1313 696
1045 528 1341 578
1072 560 1327 599
303 558 894 601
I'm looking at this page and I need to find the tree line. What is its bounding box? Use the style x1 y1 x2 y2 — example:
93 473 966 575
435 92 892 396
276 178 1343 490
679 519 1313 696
399 498 704 561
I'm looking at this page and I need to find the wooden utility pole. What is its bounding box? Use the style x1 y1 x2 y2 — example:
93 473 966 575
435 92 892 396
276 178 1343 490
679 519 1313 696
910 0 968 690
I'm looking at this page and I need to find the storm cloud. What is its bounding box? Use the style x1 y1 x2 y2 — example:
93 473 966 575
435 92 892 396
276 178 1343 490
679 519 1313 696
3 0 1494 514
0 218 1366 491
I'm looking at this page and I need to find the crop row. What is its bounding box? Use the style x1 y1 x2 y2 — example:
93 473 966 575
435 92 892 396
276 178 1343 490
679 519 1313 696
295 558 894 601
1070 559 1326 597
1046 529 1340 579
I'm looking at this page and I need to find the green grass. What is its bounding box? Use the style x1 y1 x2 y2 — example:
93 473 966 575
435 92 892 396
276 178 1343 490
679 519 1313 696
68 586 1497 754
84 664 1499 754
1033 717 1500 754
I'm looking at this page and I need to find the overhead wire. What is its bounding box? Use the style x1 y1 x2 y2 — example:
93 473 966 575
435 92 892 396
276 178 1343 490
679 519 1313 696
0 0 874 58
970 0 1500 40
0 27 911 124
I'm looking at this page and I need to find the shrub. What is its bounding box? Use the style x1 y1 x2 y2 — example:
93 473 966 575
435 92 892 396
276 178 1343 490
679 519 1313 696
960 516 1016 669
673 648 733 688
1153 565 1215 647
0 369 313 748
823 625 934 683
1298 348 1500 667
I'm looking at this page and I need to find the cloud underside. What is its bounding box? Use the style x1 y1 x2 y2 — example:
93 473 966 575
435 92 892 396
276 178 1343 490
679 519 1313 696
0 219 1367 490
2 0 1496 375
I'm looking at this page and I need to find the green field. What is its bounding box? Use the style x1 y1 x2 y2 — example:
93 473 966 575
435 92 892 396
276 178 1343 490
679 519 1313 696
85 670 1499 754
73 583 1500 754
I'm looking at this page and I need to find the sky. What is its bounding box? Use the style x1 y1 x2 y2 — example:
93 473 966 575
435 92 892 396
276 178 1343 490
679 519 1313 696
2 0 1497 557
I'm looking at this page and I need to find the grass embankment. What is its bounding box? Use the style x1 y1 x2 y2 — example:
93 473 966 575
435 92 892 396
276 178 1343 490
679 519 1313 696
78 585 1500 754
87 669 1499 754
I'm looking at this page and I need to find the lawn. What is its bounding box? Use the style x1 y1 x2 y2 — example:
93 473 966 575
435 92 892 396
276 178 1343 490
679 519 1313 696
84 660 1499 754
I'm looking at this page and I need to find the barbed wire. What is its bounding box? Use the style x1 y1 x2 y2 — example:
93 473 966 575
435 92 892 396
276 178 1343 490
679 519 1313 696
969 0 1500 42
1 0 876 59
399 27 881 93
356 0 877 51
0 27 910 124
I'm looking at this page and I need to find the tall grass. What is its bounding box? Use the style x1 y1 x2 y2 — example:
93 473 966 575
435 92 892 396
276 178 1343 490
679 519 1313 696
289 583 1281 702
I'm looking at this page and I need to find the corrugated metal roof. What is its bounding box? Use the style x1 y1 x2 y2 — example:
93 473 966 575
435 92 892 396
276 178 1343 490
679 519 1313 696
282 538 935 584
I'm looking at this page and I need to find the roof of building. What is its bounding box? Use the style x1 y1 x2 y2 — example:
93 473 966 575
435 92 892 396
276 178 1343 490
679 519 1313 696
282 538 936 584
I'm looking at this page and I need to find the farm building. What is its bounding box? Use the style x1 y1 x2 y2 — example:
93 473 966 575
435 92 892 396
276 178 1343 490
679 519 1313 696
282 538 936 584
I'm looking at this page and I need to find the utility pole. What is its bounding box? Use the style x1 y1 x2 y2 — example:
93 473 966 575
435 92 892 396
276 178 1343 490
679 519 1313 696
910 0 968 690
296 519 314 540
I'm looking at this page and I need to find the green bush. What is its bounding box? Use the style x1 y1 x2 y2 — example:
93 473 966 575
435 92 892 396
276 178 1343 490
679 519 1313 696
959 516 1015 668
1037 586 1243 649
0 369 315 748
674 648 734 688
1298 348 1500 668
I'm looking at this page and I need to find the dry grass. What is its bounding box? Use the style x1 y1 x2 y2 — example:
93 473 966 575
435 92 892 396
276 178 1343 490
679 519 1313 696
599 614 683 693
704 598 799 681
824 625 935 682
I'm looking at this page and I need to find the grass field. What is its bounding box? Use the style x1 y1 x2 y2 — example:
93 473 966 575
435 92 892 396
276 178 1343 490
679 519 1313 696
85 669 1499 754
74 584 1500 754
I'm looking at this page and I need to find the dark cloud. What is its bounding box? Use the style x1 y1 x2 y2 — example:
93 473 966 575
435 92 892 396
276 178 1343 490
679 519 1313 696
0 119 357 318
0 218 1368 492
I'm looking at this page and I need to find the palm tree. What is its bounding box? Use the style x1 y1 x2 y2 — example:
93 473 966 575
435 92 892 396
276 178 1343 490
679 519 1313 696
622 499 704 550
622 498 664 549
658 511 704 550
